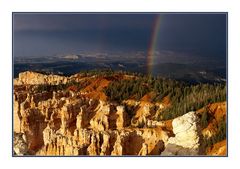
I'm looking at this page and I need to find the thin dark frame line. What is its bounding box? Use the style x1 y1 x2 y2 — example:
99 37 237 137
12 12 228 157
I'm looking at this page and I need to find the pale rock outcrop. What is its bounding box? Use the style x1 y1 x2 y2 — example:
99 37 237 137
161 111 201 155
146 120 165 128
168 111 200 149
90 101 110 131
111 133 123 155
43 124 55 145
14 133 28 155
138 143 148 155
116 106 129 129
76 108 84 129
14 95 21 133
15 71 68 85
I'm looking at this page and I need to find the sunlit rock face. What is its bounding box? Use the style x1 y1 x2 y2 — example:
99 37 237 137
161 111 201 156
14 71 68 85
14 88 167 155
13 71 226 156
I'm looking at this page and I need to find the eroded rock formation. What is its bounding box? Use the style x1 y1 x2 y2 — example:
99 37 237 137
14 84 169 156
13 71 226 156
14 71 68 85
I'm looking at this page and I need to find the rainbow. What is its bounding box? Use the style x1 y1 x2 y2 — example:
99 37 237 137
147 15 162 75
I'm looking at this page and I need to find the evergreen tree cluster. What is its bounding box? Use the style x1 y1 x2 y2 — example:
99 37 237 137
104 75 183 103
161 83 226 120
103 75 226 120
78 69 140 78
200 109 210 129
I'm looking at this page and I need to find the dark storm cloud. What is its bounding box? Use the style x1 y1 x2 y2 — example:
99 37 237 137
13 13 227 63
14 13 155 32
156 14 227 58
13 13 157 56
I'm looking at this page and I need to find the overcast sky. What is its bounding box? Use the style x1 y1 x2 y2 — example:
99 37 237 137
13 13 227 63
